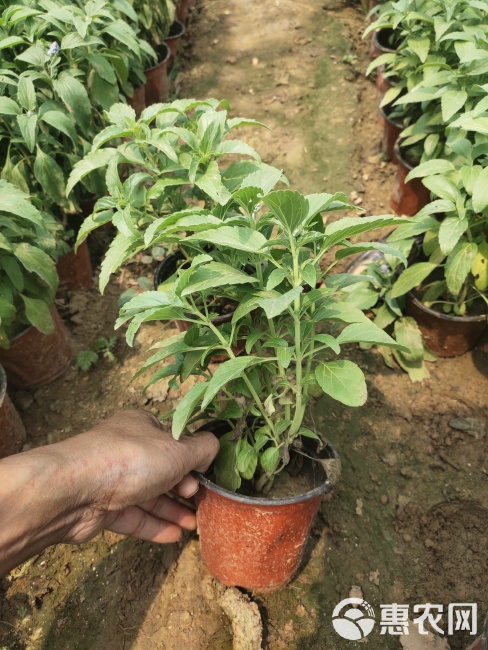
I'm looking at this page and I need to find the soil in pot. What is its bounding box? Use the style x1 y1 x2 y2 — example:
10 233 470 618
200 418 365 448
390 144 431 216
0 307 72 390
127 84 146 119
406 292 487 358
154 252 246 361
379 104 403 163
164 20 186 69
145 43 171 105
370 27 397 59
0 365 26 459
193 420 340 591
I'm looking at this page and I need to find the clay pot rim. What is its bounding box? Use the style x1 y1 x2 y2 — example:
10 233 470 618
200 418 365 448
0 364 6 407
408 291 487 324
192 439 339 507
7 303 56 345
145 42 171 72
393 142 417 170
379 103 404 129
166 19 186 41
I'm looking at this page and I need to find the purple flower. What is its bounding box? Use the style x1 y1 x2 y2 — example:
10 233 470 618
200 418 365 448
48 42 60 57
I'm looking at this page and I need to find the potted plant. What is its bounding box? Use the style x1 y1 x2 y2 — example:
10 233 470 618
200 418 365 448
116 186 408 590
0 181 71 388
0 364 26 458
68 99 286 293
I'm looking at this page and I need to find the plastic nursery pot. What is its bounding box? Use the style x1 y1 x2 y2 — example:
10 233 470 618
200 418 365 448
0 307 72 390
164 20 186 70
389 143 431 216
370 27 396 59
378 104 403 163
193 421 339 592
154 252 245 361
145 43 171 106
406 292 487 358
0 365 26 459
176 0 192 23
376 67 399 95
56 238 93 291
127 84 146 119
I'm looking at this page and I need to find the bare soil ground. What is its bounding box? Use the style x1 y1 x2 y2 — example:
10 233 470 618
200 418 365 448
1 0 488 649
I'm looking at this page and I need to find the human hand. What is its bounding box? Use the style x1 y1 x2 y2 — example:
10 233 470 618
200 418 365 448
0 410 219 575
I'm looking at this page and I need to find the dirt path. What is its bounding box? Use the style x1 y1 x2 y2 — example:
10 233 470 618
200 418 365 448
1 1 488 649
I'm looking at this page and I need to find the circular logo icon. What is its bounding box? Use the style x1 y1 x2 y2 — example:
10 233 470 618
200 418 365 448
332 598 375 640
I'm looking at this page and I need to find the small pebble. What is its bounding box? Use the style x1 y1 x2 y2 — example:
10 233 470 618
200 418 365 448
403 534 412 542
380 495 388 505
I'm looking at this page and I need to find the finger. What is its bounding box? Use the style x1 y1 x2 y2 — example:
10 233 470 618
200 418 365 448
106 506 183 543
139 494 197 530
180 430 220 474
173 474 200 499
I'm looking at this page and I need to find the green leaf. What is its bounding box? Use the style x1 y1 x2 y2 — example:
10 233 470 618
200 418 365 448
266 268 288 290
313 333 341 354
315 360 367 407
390 263 438 299
0 97 21 115
86 53 117 84
323 215 404 248
172 383 208 439
14 243 58 293
17 114 37 152
472 240 488 291
17 76 36 111
53 73 92 134
314 300 370 324
214 433 241 491
405 159 455 182
441 90 468 122
393 317 424 363
445 242 478 296
201 356 266 409
34 147 66 205
422 175 459 202
260 446 280 474
276 346 293 368
408 37 430 63
187 226 267 252
337 321 408 351
258 286 302 319
263 190 309 232
236 440 258 480
472 167 488 213
301 263 317 287
438 217 468 255
76 350 99 371
67 148 118 196
195 160 231 205
181 262 257 296
40 110 78 144
20 296 54 334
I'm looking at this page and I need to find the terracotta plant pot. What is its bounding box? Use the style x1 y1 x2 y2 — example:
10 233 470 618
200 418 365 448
154 253 245 361
56 238 93 291
176 0 191 23
406 293 487 358
370 27 396 59
376 67 398 95
164 20 186 69
145 43 171 105
194 421 339 591
0 365 26 459
127 84 146 118
379 104 403 163
390 143 431 216
0 307 72 389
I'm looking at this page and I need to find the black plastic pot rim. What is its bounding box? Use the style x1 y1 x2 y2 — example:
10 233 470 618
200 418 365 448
393 142 416 170
154 252 237 326
145 42 171 71
192 439 340 507
373 28 396 53
379 104 404 128
408 292 487 324
166 19 186 40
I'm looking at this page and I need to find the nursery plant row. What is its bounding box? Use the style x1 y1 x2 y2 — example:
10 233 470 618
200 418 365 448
361 0 488 380
0 0 487 593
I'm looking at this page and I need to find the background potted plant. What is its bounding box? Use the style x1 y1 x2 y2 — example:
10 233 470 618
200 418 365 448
116 185 408 590
0 181 71 389
0 364 26 458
